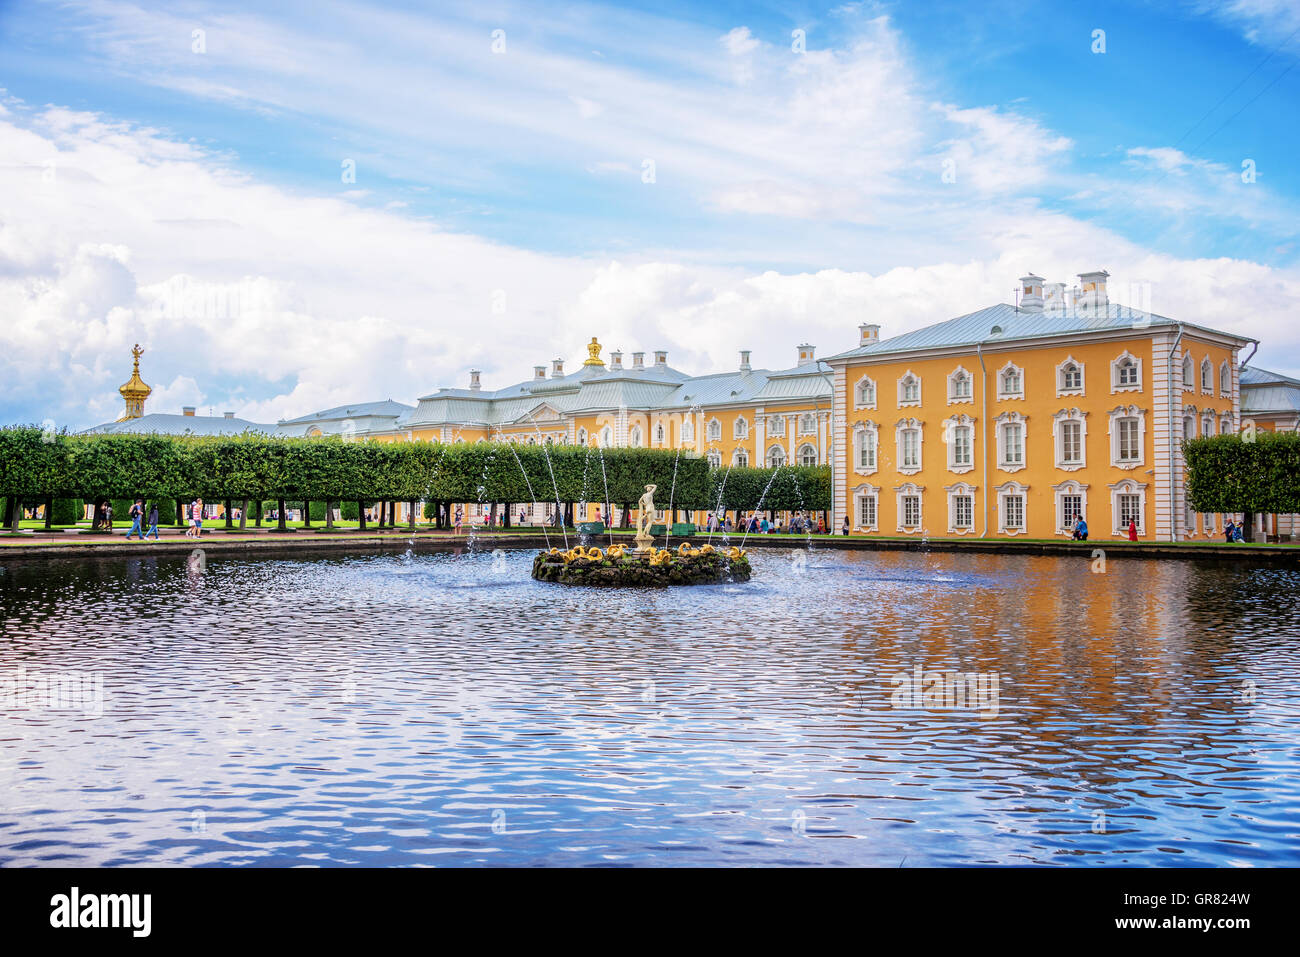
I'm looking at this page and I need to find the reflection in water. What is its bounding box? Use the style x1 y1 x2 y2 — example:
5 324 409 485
0 547 1298 866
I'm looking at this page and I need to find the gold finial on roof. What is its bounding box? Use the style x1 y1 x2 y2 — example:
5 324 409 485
117 343 152 421
583 336 605 366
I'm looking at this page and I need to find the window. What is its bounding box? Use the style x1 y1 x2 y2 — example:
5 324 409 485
1119 418 1140 462
706 450 722 468
600 426 613 448
733 416 748 439
576 427 588 445
1058 358 1083 395
998 363 1024 399
952 425 972 468
768 415 785 436
1183 415 1196 442
706 418 721 441
856 377 877 408
799 413 817 435
946 485 975 533
1221 415 1233 435
856 425 878 472
1108 405 1146 468
948 367 972 403
902 495 921 528
900 428 920 469
1060 420 1082 466
681 419 695 442
799 444 818 466
1182 353 1194 388
733 449 748 467
1000 422 1024 468
899 372 920 406
859 495 877 528
1061 494 1082 529
1219 361 1231 396
1003 495 1024 530
1202 414 1215 438
1200 357 1213 393
1110 478 1147 535
655 423 664 444
1119 494 1141 529
1112 353 1141 391
629 425 642 447
767 445 786 468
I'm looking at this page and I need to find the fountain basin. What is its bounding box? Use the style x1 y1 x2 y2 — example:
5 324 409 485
531 544 751 587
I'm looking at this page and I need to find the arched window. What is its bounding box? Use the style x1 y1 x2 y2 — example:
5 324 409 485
629 425 643 447
1219 361 1231 396
655 423 664 445
733 415 749 439
798 413 817 434
1112 352 1141 391
1182 353 1194 388
855 376 877 408
898 372 921 406
600 426 613 448
576 427 588 445
998 362 1024 399
1057 357 1084 395
706 418 722 441
732 448 749 467
767 445 786 468
1200 357 1213 393
706 449 722 468
948 367 972 402
798 444 818 466
681 418 695 442
768 415 786 436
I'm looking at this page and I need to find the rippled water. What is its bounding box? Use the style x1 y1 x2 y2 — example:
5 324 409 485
1 544 1299 867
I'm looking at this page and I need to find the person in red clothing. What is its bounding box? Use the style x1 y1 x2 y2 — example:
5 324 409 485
1128 519 1138 541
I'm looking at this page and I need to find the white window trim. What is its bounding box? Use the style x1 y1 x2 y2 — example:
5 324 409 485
797 443 818 466
994 410 1027 473
1107 404 1146 469
706 417 722 442
853 373 877 411
576 427 588 445
798 413 817 436
733 415 749 440
1052 479 1089 536
946 365 974 405
895 417 924 475
897 370 921 408
1056 355 1085 397
732 448 749 467
1111 350 1142 393
852 483 880 533
852 420 879 476
1219 360 1231 397
996 360 1025 401
1181 353 1194 391
945 481 977 535
767 415 785 437
1110 478 1147 536
944 414 976 475
894 482 925 534
1220 414 1233 434
995 480 1029 536
706 448 722 468
766 444 787 468
1200 356 1214 395
1051 407 1088 472
1201 413 1215 438
681 419 695 442
629 425 643 447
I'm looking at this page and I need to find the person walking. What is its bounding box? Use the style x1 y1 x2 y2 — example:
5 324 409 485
124 499 144 540
1127 518 1138 542
841 515 850 536
190 498 204 538
454 506 463 535
1223 520 1235 543
102 501 113 531
145 502 159 541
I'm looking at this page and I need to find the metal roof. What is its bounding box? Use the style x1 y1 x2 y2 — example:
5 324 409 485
278 399 413 425
82 413 273 436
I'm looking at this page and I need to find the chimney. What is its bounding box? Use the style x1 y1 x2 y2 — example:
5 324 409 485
469 370 482 391
797 343 815 366
1019 274 1045 312
534 365 547 380
610 350 623 370
859 323 880 345
740 350 751 372
551 358 564 378
1077 269 1110 310
223 411 234 419
632 351 645 370
182 406 195 417
654 350 667 367
1043 282 1067 313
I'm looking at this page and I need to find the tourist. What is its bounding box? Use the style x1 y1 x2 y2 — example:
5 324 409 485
1072 516 1088 541
102 501 113 531
1233 522 1245 543
1223 520 1235 543
145 502 159 541
454 506 463 534
1127 519 1138 541
817 517 826 535
190 498 204 538
760 517 769 534
841 516 849 536
124 499 144 540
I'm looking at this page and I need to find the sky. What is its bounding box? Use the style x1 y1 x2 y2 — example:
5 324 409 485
0 0 1298 428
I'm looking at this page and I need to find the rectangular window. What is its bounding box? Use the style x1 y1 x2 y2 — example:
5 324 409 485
1002 423 1023 465
859 433 876 469
1061 494 1082 529
859 496 876 528
953 495 973 529
953 426 971 466
1003 495 1024 530
902 495 920 528
901 430 919 469
1119 494 1142 529
1060 421 1082 465
1119 418 1140 461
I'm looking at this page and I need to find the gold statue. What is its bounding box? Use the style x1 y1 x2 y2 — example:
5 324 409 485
634 484 657 551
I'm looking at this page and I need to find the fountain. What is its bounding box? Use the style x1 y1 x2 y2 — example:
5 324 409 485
532 484 751 586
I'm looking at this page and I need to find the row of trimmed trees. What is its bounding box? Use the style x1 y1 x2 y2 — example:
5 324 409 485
1185 431 1300 542
0 427 832 532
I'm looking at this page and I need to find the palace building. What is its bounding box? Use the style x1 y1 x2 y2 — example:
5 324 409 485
86 270 1300 540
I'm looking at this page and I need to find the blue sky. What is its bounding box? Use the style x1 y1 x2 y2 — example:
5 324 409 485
1 0 1297 427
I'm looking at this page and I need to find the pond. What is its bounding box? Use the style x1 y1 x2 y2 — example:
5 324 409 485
1 544 1298 866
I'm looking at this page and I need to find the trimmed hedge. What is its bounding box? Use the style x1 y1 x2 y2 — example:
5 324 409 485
1186 431 1300 514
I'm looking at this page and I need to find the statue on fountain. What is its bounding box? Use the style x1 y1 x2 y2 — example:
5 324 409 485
634 484 657 551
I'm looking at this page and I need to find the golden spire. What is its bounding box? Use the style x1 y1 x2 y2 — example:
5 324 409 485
117 343 152 421
582 336 605 367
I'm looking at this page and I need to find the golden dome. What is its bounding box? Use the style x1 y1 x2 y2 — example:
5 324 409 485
117 344 152 421
582 336 605 367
